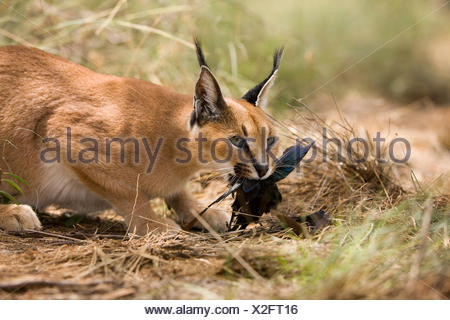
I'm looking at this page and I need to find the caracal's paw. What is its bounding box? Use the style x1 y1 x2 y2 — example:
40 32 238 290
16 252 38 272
0 204 42 232
195 207 231 233
129 217 180 236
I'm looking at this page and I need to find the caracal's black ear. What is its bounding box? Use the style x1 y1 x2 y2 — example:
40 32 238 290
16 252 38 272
242 47 284 110
190 39 228 128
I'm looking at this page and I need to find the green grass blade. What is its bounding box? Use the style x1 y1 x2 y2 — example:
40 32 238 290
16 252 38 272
0 190 19 204
1 178 23 194
5 172 29 187
114 20 195 49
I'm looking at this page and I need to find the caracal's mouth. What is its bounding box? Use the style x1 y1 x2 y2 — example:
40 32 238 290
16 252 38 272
232 163 274 181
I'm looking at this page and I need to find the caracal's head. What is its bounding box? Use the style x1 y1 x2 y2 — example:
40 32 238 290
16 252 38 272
189 40 283 180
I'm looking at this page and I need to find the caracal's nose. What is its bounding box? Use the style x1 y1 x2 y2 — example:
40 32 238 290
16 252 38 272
254 163 269 178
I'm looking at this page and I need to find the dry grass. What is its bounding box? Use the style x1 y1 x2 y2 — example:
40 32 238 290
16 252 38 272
0 208 302 299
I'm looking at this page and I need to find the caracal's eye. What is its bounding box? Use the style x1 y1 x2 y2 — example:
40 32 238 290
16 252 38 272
229 135 246 148
267 136 278 148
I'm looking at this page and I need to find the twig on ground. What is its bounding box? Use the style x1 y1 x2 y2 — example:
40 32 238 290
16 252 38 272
23 229 88 243
0 277 113 290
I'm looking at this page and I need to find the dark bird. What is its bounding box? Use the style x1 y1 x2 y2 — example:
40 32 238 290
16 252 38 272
183 143 327 233
228 143 313 230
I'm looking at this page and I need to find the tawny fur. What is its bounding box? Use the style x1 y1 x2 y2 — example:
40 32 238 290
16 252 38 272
0 46 278 235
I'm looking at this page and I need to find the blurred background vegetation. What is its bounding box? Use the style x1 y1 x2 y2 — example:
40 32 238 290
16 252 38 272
1 0 449 113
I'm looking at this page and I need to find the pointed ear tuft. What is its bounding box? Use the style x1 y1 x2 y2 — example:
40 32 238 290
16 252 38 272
190 66 228 127
242 47 284 109
194 38 209 68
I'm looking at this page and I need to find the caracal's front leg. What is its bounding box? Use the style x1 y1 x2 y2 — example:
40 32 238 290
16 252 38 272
113 197 180 235
104 191 179 235
165 189 230 232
